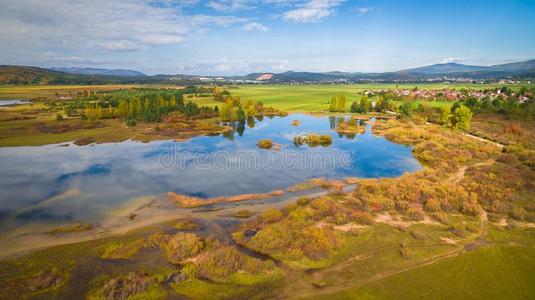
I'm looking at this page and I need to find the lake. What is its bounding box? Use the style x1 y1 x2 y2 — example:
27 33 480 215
0 99 30 106
0 114 421 232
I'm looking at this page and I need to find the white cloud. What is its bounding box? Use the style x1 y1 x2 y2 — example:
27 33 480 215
154 0 200 7
276 60 290 70
178 0 200 5
191 14 249 27
0 0 249 55
206 0 253 11
171 58 293 75
0 0 193 52
355 6 372 15
283 0 344 23
262 0 299 5
243 22 269 32
98 40 141 51
441 57 464 63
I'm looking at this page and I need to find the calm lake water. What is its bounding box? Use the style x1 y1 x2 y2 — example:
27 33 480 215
0 99 30 106
0 114 421 230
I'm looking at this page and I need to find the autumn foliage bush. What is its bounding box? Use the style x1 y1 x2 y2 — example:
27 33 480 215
353 171 472 216
374 119 498 173
461 159 535 221
149 232 204 264
195 245 274 282
260 208 284 223
245 218 339 261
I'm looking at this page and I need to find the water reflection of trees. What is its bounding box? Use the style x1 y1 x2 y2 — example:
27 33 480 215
222 118 253 139
329 116 366 140
237 120 245 136
221 115 367 141
329 116 336 130
338 132 356 140
247 117 255 128
223 130 234 140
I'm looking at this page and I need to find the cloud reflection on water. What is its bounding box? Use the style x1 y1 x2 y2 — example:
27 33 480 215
0 114 421 228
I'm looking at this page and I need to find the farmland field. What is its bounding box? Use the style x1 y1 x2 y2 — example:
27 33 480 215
314 226 535 300
207 83 534 111
0 84 182 99
2 83 533 110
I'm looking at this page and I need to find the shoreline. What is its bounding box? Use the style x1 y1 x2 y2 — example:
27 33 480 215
0 182 358 260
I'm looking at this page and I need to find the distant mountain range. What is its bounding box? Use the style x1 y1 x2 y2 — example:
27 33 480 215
398 60 535 75
398 63 487 75
1 59 534 85
251 60 535 82
50 67 146 77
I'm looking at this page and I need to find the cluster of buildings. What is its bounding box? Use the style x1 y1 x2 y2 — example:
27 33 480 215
363 88 531 103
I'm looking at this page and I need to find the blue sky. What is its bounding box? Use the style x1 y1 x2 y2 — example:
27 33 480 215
1 0 534 75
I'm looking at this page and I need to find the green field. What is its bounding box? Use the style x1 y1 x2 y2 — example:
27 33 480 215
0 84 183 99
1 82 534 146
3 83 533 112
311 225 535 300
228 85 359 111
223 83 534 112
313 245 535 300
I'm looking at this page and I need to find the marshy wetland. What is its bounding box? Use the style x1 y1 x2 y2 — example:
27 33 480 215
3 1 535 297
0 113 421 257
0 84 534 300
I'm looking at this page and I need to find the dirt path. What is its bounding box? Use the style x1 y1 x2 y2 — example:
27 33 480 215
448 159 496 183
297 214 490 299
424 121 504 149
296 246 465 299
463 132 504 149
294 157 494 299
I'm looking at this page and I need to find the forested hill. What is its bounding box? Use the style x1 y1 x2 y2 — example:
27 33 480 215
49 67 146 77
0 66 60 85
0 66 198 85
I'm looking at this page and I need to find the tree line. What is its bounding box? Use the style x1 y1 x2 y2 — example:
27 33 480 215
64 87 216 125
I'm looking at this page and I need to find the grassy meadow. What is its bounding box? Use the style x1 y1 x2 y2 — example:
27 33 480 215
206 83 534 112
3 83 533 111
0 85 140 99
229 84 440 111
1 82 533 146
314 226 535 300
0 84 186 99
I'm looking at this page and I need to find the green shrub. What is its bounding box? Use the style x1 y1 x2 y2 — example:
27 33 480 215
399 244 412 259
234 210 254 218
150 232 204 264
101 239 147 259
449 224 468 238
260 208 284 223
197 246 246 280
196 245 274 282
430 212 451 225
247 219 338 261
293 134 333 147
351 210 374 225
409 230 427 240
126 118 137 126
297 197 311 206
174 219 200 230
